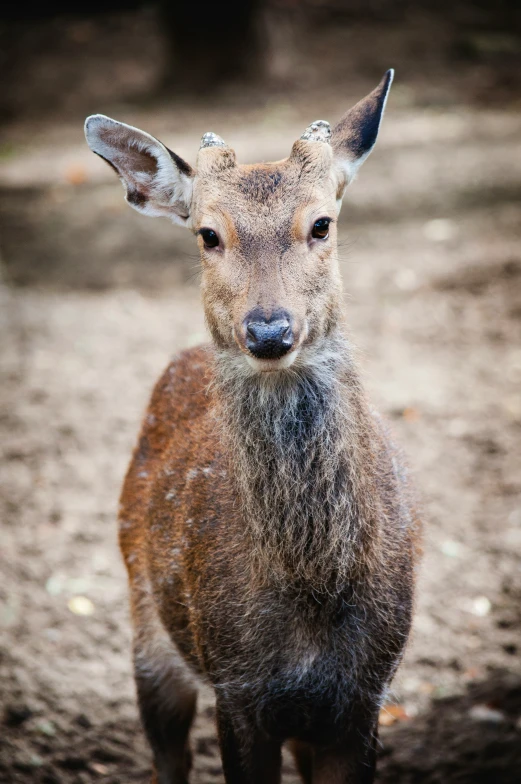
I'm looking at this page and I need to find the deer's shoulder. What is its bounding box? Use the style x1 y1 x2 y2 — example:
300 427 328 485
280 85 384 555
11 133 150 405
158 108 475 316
147 344 215 423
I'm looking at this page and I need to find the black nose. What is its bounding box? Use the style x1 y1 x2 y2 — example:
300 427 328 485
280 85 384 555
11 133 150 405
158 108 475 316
244 311 294 360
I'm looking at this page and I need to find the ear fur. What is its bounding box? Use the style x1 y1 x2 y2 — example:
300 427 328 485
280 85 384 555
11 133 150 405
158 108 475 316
84 114 194 226
332 69 393 207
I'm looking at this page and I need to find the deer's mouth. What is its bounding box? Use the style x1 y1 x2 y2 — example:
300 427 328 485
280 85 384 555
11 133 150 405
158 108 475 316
245 348 301 373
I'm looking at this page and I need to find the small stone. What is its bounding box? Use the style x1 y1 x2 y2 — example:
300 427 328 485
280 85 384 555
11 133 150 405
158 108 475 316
440 539 464 558
45 575 64 596
67 596 95 616
423 218 457 242
36 719 56 736
91 762 109 774
470 596 491 617
469 704 506 723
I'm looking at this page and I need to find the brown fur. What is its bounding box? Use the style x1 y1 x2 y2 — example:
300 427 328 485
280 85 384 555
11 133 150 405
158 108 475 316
86 71 421 784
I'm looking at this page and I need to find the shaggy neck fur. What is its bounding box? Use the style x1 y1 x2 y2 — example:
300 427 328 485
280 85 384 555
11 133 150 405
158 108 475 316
213 330 382 590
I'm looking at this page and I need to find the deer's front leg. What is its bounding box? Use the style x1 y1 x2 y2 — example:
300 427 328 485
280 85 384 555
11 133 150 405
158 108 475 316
312 722 379 784
215 701 282 784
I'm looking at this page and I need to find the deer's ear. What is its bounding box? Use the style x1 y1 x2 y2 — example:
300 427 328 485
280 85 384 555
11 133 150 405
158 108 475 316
84 114 194 226
332 70 393 206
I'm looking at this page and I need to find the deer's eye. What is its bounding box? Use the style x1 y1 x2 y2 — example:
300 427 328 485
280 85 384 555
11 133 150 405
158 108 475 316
311 218 331 240
200 228 220 249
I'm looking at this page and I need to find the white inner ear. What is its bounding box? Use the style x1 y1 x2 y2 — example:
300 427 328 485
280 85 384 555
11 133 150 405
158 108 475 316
334 149 372 214
84 114 193 226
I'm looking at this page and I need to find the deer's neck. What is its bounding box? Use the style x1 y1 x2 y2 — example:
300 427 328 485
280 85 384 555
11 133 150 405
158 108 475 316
213 331 380 589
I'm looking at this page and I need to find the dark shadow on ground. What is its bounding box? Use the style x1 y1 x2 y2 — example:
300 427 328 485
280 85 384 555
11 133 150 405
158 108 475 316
0 185 198 291
377 670 521 783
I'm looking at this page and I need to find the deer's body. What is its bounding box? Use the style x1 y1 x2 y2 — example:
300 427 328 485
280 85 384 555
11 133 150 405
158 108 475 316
86 70 421 783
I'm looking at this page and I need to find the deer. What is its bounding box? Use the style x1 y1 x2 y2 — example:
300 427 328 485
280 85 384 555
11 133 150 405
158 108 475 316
85 69 421 784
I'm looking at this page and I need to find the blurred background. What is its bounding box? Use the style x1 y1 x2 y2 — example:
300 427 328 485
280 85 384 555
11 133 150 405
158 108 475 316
1 1 521 781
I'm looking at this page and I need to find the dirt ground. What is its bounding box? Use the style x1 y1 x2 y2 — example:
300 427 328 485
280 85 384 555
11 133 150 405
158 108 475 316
1 5 521 783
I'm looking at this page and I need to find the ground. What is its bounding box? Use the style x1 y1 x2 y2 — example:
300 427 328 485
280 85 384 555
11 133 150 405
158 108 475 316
1 6 521 783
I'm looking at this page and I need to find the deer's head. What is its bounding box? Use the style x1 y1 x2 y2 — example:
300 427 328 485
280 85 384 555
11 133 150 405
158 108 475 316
85 71 393 372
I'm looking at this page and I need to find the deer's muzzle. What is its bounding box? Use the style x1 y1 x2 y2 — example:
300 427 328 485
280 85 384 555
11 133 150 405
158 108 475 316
243 309 294 360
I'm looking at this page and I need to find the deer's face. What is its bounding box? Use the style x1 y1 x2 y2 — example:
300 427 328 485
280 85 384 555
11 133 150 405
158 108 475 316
85 71 393 372
192 142 343 370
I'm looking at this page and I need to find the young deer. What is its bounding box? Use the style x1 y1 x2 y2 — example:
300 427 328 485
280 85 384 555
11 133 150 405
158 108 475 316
85 69 421 784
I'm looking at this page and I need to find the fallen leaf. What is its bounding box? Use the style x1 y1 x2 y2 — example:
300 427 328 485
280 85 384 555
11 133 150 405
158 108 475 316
64 164 88 186
463 666 482 681
378 703 409 726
